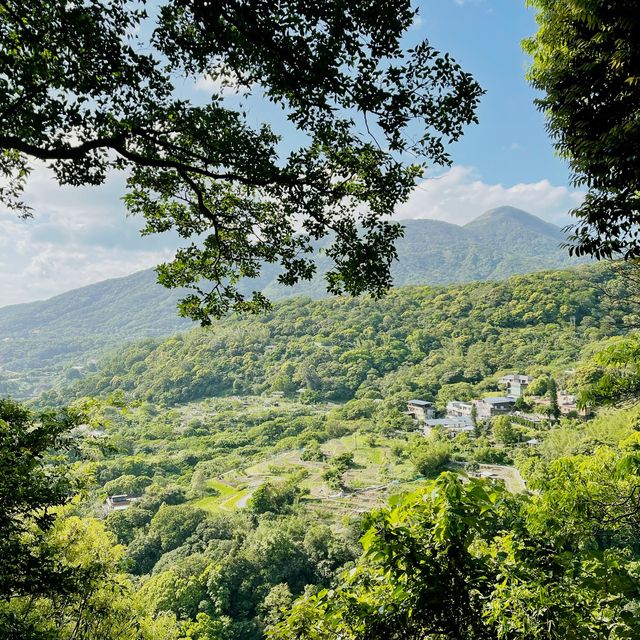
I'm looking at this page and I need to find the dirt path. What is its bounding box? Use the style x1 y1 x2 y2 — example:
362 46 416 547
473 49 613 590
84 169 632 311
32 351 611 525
478 464 526 493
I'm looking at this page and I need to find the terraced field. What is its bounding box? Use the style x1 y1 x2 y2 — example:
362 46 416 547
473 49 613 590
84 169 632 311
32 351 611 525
190 426 527 518
192 433 422 517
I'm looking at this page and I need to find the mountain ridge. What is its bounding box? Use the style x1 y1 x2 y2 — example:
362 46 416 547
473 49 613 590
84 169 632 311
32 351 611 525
0 207 586 397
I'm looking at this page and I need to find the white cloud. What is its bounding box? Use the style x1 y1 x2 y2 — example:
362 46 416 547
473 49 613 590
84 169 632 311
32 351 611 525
0 164 178 307
394 165 584 226
194 72 253 97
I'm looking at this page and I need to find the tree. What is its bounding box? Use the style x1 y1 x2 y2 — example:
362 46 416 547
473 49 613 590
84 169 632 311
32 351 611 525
148 503 208 553
272 474 505 640
272 467 640 640
525 1 640 260
0 398 84 599
547 377 561 420
300 441 325 462
410 440 452 477
258 584 294 631
1 1 482 322
1 516 182 640
331 452 355 473
322 467 345 491
491 415 518 445
103 473 153 496
248 480 307 515
575 334 640 407
470 402 478 426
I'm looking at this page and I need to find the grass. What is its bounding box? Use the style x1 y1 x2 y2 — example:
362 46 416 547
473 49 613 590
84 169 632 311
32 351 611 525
194 479 246 513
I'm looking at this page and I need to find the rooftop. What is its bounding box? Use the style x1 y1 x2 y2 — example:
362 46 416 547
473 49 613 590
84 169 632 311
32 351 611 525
481 396 516 405
408 399 434 407
425 417 474 427
500 374 531 382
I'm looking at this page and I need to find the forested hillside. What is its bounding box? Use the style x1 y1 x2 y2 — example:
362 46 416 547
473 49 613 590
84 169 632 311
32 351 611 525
6 260 640 639
0 270 192 398
0 208 582 398
49 262 628 409
262 207 583 297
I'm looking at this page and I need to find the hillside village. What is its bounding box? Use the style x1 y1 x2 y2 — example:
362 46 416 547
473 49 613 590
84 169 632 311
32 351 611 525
103 373 588 513
407 373 588 443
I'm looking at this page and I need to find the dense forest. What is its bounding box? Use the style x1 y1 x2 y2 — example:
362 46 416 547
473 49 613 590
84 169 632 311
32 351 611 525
49 263 630 408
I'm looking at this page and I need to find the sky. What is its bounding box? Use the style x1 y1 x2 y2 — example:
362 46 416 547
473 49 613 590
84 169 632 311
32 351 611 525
0 0 583 307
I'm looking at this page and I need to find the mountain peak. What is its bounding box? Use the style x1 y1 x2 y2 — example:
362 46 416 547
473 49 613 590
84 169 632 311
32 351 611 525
464 206 562 237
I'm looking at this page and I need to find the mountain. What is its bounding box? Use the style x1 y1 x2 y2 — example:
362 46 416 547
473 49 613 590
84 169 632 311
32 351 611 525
51 262 623 408
0 271 193 397
0 207 585 397
260 207 579 298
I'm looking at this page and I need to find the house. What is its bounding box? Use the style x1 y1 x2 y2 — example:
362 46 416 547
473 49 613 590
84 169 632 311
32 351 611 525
476 396 516 420
446 400 474 418
530 393 591 418
558 393 591 417
424 416 474 437
105 494 139 512
499 374 532 397
407 399 436 421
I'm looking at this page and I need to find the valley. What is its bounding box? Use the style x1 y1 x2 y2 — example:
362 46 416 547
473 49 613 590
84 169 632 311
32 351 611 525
4 259 640 639
3 2 640 637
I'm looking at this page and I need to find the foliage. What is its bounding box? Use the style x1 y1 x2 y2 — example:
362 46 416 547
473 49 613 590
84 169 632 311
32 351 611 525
300 441 325 462
48 264 632 407
322 466 345 491
512 395 531 412
132 512 357 639
274 451 640 639
6 257 640 637
249 480 308 515
103 473 153 496
491 415 519 445
331 452 355 473
576 334 640 407
547 377 561 420
1 515 183 639
1 0 482 320
0 399 85 600
525 0 640 259
410 440 452 477
272 474 508 639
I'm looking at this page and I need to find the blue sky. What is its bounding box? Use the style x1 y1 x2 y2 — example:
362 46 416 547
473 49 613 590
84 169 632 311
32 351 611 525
0 0 583 306
415 0 567 186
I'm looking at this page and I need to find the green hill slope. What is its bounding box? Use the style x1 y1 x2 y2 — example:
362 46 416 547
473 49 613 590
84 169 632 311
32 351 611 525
52 262 627 408
0 207 585 397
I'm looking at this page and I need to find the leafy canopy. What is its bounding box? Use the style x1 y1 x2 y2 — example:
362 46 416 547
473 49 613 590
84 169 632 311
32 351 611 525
273 461 640 640
525 0 640 260
0 399 83 599
0 0 482 321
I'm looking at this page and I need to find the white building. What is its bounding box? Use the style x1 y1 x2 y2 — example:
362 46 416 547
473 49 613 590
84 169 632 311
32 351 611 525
499 374 532 397
424 416 475 438
446 400 474 418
